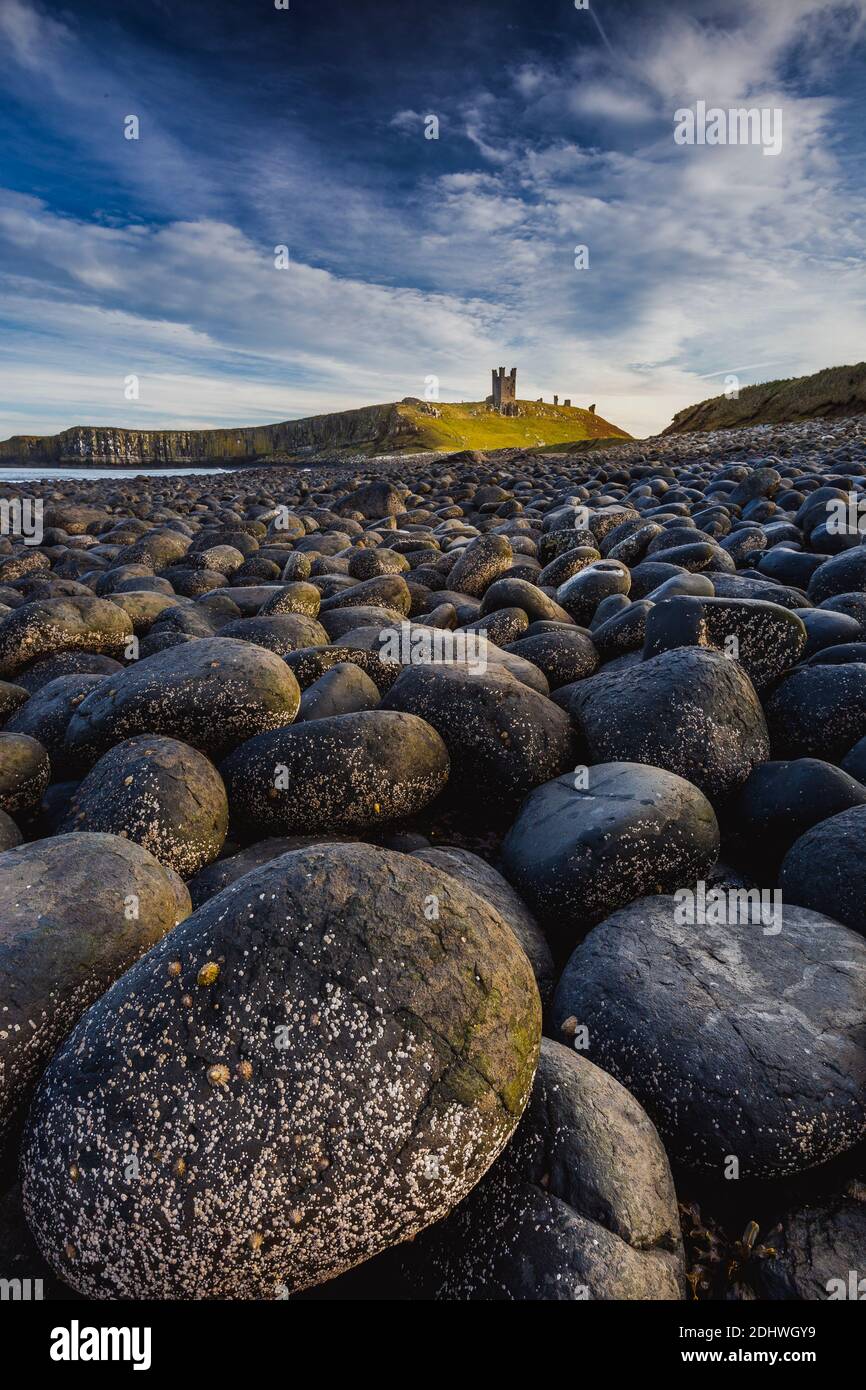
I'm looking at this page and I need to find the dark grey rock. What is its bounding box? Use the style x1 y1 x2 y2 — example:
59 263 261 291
20 843 540 1299
501 763 719 950
572 647 769 802
552 895 866 1177
64 636 301 766
413 846 555 1006
61 735 228 877
0 833 190 1158
221 709 449 835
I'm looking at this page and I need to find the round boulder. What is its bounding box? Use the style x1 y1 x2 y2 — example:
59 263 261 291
571 647 769 803
5 675 105 778
552 895 866 1178
221 710 449 835
0 731 50 815
0 807 22 852
501 763 719 950
0 681 28 725
20 843 541 1299
61 735 228 877
0 833 189 1157
402 1039 684 1300
0 597 133 679
297 663 381 721
220 613 329 655
412 846 555 1007
505 630 599 690
780 806 866 937
764 664 866 762
727 759 866 868
446 535 513 598
381 663 576 813
64 636 301 766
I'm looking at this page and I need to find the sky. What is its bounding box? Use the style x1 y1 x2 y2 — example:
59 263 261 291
0 0 865 440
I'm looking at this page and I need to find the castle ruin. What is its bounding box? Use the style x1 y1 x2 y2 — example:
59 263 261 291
486 368 581 415
489 366 517 416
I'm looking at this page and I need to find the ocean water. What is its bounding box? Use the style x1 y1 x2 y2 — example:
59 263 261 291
0 466 234 482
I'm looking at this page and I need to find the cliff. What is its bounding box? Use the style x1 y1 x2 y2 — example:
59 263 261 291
0 398 629 467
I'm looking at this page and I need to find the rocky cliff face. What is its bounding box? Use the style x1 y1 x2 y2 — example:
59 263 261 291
0 403 404 466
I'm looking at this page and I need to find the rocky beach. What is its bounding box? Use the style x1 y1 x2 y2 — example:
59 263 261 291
0 415 864 1302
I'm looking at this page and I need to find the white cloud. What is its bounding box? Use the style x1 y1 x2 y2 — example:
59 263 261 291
390 109 425 133
0 0 71 74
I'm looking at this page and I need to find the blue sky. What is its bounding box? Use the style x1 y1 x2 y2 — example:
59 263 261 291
0 0 865 439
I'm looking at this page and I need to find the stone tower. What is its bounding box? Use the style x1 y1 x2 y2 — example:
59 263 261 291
491 366 517 415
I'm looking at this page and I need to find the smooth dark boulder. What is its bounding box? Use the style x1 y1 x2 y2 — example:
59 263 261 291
220 613 329 655
708 573 807 610
479 578 572 625
0 833 190 1157
501 763 719 950
505 630 599 689
334 479 404 518
808 640 866 665
727 759 866 868
0 731 50 815
256 581 322 617
221 710 449 835
20 844 540 1299
781 806 866 936
592 600 653 659
797 608 862 659
382 663 577 813
65 636 301 765
642 596 806 690
402 1039 684 1300
413 847 555 1006
284 644 401 694
297 663 381 721
552 896 866 1177
0 808 22 852
0 597 133 678
446 535 513 598
571 647 769 802
807 548 866 604
764 664 866 761
556 560 630 624
61 735 228 877
0 681 28 725
186 834 356 909
842 735 866 783
5 675 105 777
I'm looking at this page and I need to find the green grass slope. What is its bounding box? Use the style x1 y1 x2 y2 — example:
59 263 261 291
663 363 866 434
398 399 630 451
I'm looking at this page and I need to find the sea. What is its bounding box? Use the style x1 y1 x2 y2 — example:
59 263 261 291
0 466 235 482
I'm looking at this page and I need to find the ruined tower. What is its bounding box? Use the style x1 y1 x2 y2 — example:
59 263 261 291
490 366 517 415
